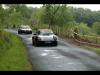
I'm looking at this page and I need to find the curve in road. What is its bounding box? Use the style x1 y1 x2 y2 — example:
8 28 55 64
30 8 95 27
5 29 100 71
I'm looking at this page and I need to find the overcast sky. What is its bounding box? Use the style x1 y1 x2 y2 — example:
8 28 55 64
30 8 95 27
27 4 100 11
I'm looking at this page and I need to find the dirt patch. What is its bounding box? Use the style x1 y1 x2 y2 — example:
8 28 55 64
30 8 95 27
60 36 100 48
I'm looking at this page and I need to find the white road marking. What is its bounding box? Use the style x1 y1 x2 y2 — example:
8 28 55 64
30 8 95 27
43 49 64 59
40 53 49 56
44 49 52 52
67 63 74 65
53 56 63 59
27 37 32 40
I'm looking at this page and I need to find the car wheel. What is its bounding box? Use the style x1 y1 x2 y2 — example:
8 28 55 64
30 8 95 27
18 31 20 34
35 41 40 47
53 41 58 46
36 42 39 46
34 40 37 46
32 40 34 45
32 38 35 46
30 31 32 34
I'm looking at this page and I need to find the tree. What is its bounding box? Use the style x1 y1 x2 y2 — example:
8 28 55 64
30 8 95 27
68 7 100 27
32 4 74 36
65 21 79 37
92 22 100 35
41 4 60 28
54 5 74 35
0 4 6 28
4 4 34 28
78 23 92 35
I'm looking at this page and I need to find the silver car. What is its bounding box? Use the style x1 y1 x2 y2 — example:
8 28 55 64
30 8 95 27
18 25 32 34
32 29 58 46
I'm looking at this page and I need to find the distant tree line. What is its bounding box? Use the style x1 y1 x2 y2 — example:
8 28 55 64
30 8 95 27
0 4 100 36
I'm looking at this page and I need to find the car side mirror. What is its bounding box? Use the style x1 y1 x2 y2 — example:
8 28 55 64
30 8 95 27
33 33 37 35
55 33 57 35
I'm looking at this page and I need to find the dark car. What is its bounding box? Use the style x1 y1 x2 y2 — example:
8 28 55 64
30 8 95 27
18 25 32 34
32 29 58 46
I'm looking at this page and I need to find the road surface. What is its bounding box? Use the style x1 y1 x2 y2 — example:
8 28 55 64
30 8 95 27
5 29 100 71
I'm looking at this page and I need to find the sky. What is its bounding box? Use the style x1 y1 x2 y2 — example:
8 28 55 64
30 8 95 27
26 4 100 11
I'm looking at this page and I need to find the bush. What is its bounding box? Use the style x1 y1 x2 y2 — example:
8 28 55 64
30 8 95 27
0 31 32 70
78 23 93 35
92 22 100 35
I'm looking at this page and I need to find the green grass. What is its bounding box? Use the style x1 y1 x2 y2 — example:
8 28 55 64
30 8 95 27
80 35 100 44
83 46 100 54
0 31 32 71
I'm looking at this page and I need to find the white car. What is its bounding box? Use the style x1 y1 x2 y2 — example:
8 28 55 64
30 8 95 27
32 29 58 46
18 25 32 34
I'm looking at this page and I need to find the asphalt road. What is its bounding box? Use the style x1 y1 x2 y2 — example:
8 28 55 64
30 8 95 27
5 29 100 71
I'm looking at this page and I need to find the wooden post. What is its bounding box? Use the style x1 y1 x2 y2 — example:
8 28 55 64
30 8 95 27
96 36 98 44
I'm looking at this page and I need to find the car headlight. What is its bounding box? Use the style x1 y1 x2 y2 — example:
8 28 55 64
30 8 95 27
29 30 32 31
38 37 41 41
53 36 57 40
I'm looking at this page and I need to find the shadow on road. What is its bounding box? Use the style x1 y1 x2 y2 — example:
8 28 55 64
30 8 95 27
33 44 58 47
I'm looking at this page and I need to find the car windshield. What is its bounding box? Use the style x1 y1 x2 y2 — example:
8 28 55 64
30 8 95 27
41 32 54 35
21 26 30 29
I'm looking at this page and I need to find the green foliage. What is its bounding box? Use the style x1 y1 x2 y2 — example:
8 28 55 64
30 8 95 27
0 31 11 51
92 22 100 35
0 4 100 37
77 23 92 35
0 4 6 28
84 46 100 55
0 31 32 70
30 4 75 37
0 4 35 28
63 21 79 36
54 5 74 26
32 4 74 28
69 7 100 26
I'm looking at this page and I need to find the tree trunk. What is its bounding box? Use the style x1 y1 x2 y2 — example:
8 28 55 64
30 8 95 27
48 23 50 29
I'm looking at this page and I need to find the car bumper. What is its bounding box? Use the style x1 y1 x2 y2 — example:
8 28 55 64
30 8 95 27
37 40 57 45
20 30 32 34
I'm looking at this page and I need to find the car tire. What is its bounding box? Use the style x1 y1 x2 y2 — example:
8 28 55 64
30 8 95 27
32 37 35 46
34 40 38 46
53 41 58 46
30 31 32 34
36 42 39 46
32 40 34 45
18 31 20 34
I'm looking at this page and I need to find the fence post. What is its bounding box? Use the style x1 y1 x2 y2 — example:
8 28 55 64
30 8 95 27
96 36 98 44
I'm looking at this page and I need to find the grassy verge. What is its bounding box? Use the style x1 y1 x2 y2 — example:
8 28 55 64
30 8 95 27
0 31 32 71
60 36 100 55
83 45 100 55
